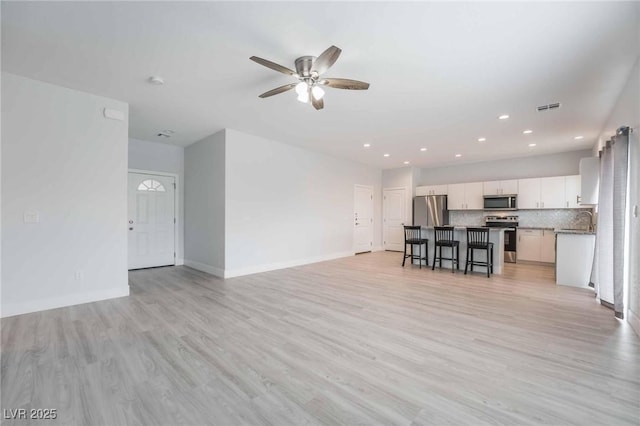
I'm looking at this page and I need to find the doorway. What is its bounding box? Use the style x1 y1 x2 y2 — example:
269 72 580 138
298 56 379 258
383 187 407 252
354 185 374 253
128 171 176 270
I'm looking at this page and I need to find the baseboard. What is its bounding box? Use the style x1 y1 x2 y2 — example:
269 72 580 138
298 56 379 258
599 299 614 310
224 251 354 279
1 286 130 318
371 246 384 252
183 259 225 278
176 258 185 266
628 309 640 338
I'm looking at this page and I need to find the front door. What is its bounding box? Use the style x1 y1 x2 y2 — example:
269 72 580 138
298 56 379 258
383 188 407 252
354 185 374 253
128 172 176 270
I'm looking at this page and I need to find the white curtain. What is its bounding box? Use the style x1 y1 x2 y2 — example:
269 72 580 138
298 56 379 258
591 127 630 319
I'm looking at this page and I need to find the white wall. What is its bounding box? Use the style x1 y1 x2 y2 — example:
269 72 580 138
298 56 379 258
418 150 592 185
223 129 382 277
128 138 185 263
184 130 226 276
1 73 129 317
597 57 639 334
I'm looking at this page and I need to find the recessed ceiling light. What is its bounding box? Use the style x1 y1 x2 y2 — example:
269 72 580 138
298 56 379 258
477 137 486 142
403 161 410 165
523 129 533 134
498 114 510 120
363 143 371 148
420 147 427 152
528 143 537 147
383 153 390 157
574 136 584 140
148 76 165 85
455 154 462 158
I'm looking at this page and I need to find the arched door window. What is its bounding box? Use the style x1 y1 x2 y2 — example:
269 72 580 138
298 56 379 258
137 179 166 192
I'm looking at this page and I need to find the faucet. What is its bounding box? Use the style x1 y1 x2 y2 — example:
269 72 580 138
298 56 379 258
577 210 594 232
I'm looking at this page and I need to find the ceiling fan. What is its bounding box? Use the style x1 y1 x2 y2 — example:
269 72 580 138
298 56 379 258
250 45 370 110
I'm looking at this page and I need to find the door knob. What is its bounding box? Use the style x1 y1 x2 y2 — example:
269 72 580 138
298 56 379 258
129 220 133 224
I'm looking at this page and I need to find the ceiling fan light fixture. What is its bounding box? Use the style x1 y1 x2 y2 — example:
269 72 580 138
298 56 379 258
295 82 308 96
297 91 309 103
311 85 325 100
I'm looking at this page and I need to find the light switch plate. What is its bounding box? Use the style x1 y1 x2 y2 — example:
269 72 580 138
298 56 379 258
24 211 39 223
103 108 125 121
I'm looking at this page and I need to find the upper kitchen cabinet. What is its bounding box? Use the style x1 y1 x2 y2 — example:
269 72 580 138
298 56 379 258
517 178 541 209
449 182 483 210
564 175 581 208
483 179 518 195
579 157 599 205
415 185 448 196
540 176 566 209
518 176 565 209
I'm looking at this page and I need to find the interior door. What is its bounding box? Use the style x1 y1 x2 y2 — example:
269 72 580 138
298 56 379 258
383 188 406 252
354 185 374 253
128 172 176 270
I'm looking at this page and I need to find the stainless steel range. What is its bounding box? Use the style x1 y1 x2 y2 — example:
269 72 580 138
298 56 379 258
485 215 518 263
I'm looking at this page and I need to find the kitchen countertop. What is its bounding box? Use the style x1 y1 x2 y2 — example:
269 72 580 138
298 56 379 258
420 226 505 231
555 229 596 235
517 226 555 230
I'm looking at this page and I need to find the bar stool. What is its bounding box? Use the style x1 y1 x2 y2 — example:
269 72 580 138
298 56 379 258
432 226 460 273
402 226 429 268
464 227 494 278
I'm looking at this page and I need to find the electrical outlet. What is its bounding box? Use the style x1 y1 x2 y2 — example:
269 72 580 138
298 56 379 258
23 211 39 223
75 271 84 280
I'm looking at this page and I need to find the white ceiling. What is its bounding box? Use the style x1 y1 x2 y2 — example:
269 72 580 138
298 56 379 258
2 2 639 169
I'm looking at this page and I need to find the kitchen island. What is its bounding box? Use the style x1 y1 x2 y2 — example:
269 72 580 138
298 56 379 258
413 226 505 274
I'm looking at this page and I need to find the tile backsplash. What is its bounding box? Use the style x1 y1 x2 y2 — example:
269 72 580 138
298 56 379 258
450 209 594 229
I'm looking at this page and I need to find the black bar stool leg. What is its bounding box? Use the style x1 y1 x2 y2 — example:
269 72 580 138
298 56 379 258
432 245 437 270
464 247 469 275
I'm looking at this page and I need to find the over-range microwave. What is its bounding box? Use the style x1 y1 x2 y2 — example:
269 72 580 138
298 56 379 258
483 195 517 210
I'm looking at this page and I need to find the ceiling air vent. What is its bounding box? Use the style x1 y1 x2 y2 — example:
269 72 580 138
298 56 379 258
537 102 561 112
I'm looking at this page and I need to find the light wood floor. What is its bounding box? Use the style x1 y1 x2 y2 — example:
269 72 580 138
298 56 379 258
2 251 639 425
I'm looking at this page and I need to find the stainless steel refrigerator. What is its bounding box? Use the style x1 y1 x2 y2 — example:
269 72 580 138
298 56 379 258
413 195 449 227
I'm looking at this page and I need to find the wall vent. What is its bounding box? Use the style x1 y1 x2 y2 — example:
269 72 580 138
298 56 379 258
537 102 561 112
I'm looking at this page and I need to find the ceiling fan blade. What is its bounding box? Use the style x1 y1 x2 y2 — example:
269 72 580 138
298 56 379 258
311 95 324 110
258 83 297 98
250 56 297 76
319 78 370 90
311 46 342 76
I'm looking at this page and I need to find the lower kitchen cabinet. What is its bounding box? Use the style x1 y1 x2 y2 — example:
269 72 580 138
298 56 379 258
517 228 556 263
540 230 556 263
556 232 596 287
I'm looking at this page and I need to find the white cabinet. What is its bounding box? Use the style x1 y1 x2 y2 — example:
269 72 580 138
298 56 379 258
564 175 581 208
416 185 448 196
579 157 599 205
517 178 541 209
448 183 466 210
517 229 542 261
518 176 576 209
483 179 518 195
540 176 565 209
541 230 556 263
556 233 596 287
466 182 484 210
517 228 555 263
448 182 483 210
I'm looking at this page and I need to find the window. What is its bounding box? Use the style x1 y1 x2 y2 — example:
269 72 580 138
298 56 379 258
137 179 166 192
